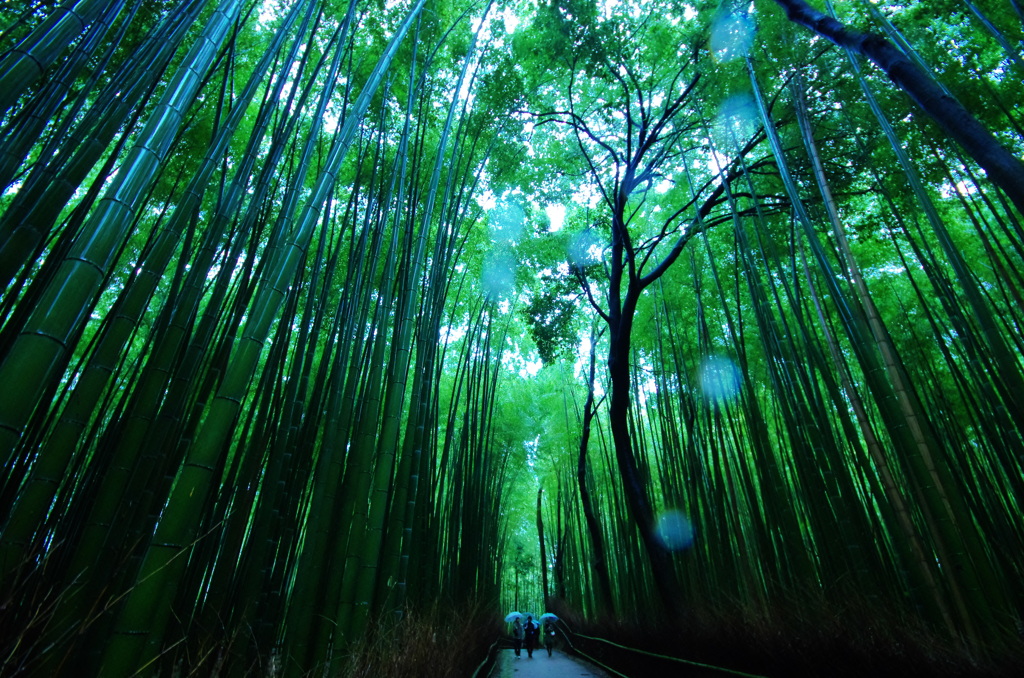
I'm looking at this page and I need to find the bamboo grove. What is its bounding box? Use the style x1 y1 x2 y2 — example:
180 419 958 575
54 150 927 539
0 0 1022 675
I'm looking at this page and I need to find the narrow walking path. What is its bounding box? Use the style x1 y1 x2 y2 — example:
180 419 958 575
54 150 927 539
488 648 615 677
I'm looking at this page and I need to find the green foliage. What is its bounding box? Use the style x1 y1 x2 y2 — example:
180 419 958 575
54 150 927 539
521 264 581 364
1 0 1023 674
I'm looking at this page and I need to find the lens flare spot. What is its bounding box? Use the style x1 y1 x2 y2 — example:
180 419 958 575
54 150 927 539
714 94 758 152
482 251 516 299
568 230 601 268
698 355 742 402
491 203 525 243
711 12 754 62
655 510 694 551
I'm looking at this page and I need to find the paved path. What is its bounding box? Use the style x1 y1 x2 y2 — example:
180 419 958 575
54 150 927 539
488 648 614 678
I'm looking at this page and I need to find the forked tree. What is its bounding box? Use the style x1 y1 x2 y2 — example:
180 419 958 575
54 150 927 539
522 0 774 616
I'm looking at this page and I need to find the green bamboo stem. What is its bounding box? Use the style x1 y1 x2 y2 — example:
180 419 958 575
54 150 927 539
0 0 116 116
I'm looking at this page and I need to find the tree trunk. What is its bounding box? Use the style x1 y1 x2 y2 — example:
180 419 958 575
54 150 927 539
771 0 1024 216
606 305 681 617
577 330 615 616
537 488 549 607
0 0 114 117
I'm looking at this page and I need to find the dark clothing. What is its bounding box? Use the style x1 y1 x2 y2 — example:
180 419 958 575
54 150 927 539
523 620 540 657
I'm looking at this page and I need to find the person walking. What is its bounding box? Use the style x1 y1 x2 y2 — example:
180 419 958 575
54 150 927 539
523 615 540 658
511 618 524 658
544 620 558 656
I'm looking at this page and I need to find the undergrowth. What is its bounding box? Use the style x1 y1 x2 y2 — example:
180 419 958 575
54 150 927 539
338 600 501 678
7 567 1018 677
1 571 502 678
555 593 1021 678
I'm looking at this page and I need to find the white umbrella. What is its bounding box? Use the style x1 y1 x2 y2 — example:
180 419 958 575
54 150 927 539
540 613 558 623
504 611 524 623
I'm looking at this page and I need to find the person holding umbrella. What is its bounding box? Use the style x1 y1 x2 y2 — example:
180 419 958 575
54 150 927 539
523 614 540 658
505 612 525 658
540 613 559 656
512 617 524 658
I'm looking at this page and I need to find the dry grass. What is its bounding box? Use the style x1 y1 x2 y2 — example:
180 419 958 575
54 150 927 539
1 567 501 678
338 600 502 678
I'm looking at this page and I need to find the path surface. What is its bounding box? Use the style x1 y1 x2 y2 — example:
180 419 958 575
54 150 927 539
488 648 614 678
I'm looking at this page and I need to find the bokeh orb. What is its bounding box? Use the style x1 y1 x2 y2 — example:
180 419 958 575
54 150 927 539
654 509 694 551
568 229 601 268
698 355 742 402
482 250 516 298
711 12 755 61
